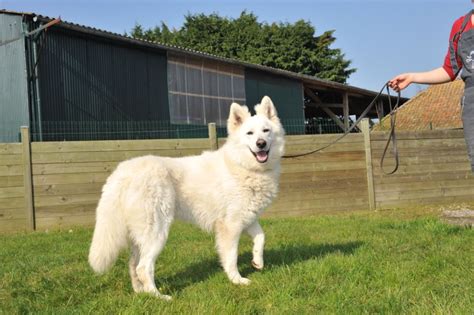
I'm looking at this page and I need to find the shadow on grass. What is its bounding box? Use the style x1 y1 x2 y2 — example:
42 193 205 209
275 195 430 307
162 241 362 292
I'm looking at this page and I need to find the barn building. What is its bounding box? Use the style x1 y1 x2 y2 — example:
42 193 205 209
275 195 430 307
0 10 406 142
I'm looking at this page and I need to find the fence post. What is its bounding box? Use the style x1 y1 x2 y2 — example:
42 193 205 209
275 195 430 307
361 119 376 210
208 123 218 150
21 126 35 231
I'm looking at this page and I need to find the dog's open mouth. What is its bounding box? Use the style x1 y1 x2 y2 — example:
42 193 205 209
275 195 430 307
250 149 269 163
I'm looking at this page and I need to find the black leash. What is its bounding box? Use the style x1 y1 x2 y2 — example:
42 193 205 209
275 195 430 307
282 82 401 175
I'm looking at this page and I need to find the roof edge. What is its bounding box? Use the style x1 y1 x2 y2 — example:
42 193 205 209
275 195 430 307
1 9 408 100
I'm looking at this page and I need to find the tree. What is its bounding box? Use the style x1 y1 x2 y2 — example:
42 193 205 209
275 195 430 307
130 11 356 83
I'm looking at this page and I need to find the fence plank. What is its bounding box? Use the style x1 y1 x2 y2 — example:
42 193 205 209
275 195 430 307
33 162 118 175
371 138 467 150
0 165 23 176
281 160 366 173
36 214 95 230
371 129 465 140
35 202 97 218
0 218 29 232
33 173 109 186
0 143 22 155
31 138 210 153
35 193 100 207
0 186 25 199
34 183 103 196
0 154 23 165
31 149 205 164
0 175 23 188
286 133 364 144
0 197 25 210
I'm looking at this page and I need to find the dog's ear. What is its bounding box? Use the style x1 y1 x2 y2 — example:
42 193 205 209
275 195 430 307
255 96 280 124
227 102 250 134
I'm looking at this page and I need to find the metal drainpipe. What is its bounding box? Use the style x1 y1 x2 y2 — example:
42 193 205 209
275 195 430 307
23 19 45 142
21 20 34 140
31 34 43 141
22 17 61 142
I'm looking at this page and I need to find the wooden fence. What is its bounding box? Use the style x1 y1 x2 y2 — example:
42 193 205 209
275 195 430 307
0 141 27 232
1 120 473 232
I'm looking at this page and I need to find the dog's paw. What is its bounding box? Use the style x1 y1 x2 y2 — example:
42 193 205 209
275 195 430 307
154 291 172 301
146 289 172 301
159 294 173 301
251 260 264 270
232 276 251 285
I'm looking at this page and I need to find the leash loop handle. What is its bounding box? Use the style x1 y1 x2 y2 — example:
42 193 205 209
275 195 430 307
379 85 400 175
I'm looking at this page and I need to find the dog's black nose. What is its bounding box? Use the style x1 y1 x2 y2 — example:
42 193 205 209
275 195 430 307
256 139 267 149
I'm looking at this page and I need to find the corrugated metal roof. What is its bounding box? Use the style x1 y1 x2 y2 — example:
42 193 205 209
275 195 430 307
0 9 405 101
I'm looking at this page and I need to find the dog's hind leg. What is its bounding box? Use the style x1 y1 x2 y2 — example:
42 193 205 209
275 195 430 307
246 221 265 270
215 220 250 285
129 242 143 293
134 220 172 301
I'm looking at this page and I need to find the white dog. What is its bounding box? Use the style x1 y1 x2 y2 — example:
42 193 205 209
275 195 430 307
88 96 285 300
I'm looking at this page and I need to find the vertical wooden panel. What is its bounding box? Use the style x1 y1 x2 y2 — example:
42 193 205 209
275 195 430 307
343 92 349 131
21 127 35 231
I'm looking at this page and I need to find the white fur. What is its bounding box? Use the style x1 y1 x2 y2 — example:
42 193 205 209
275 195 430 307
88 96 285 300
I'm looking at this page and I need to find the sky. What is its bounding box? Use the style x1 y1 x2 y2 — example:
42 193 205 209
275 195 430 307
0 0 471 98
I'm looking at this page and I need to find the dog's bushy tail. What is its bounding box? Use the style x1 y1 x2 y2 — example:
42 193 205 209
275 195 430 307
88 185 128 274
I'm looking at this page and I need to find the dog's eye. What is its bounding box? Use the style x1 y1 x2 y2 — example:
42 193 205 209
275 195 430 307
263 128 270 133
247 131 254 135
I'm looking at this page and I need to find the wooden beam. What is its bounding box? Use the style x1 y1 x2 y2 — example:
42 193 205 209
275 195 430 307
306 102 320 109
304 87 322 104
320 106 346 131
303 83 329 91
322 103 344 109
376 100 384 118
343 92 349 131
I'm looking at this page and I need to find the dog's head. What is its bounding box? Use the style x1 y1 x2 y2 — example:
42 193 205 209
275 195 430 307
225 96 285 171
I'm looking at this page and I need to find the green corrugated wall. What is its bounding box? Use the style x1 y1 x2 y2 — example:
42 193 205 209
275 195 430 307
245 68 305 134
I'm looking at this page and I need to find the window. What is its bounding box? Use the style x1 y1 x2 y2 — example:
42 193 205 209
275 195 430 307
167 54 246 126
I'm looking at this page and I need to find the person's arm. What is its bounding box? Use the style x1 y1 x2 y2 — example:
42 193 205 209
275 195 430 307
389 16 464 92
388 67 452 92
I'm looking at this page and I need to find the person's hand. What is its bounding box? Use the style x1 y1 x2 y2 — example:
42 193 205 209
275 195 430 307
388 73 414 92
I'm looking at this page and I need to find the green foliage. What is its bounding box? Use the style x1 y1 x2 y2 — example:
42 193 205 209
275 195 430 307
1 209 473 313
130 11 356 83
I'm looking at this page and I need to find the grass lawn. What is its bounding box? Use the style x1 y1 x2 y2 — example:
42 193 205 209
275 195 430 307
1 206 473 314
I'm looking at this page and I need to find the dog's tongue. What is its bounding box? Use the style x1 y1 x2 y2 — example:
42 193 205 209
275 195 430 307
256 151 268 162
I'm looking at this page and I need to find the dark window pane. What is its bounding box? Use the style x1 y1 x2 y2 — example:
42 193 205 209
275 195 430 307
233 76 246 100
187 96 204 124
218 74 232 98
204 97 220 126
186 67 203 94
219 98 232 126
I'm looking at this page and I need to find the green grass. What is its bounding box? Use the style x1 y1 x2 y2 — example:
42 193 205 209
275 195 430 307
1 208 473 314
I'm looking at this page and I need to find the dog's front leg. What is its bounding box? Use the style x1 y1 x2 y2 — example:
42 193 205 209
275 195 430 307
246 220 265 270
215 220 250 285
